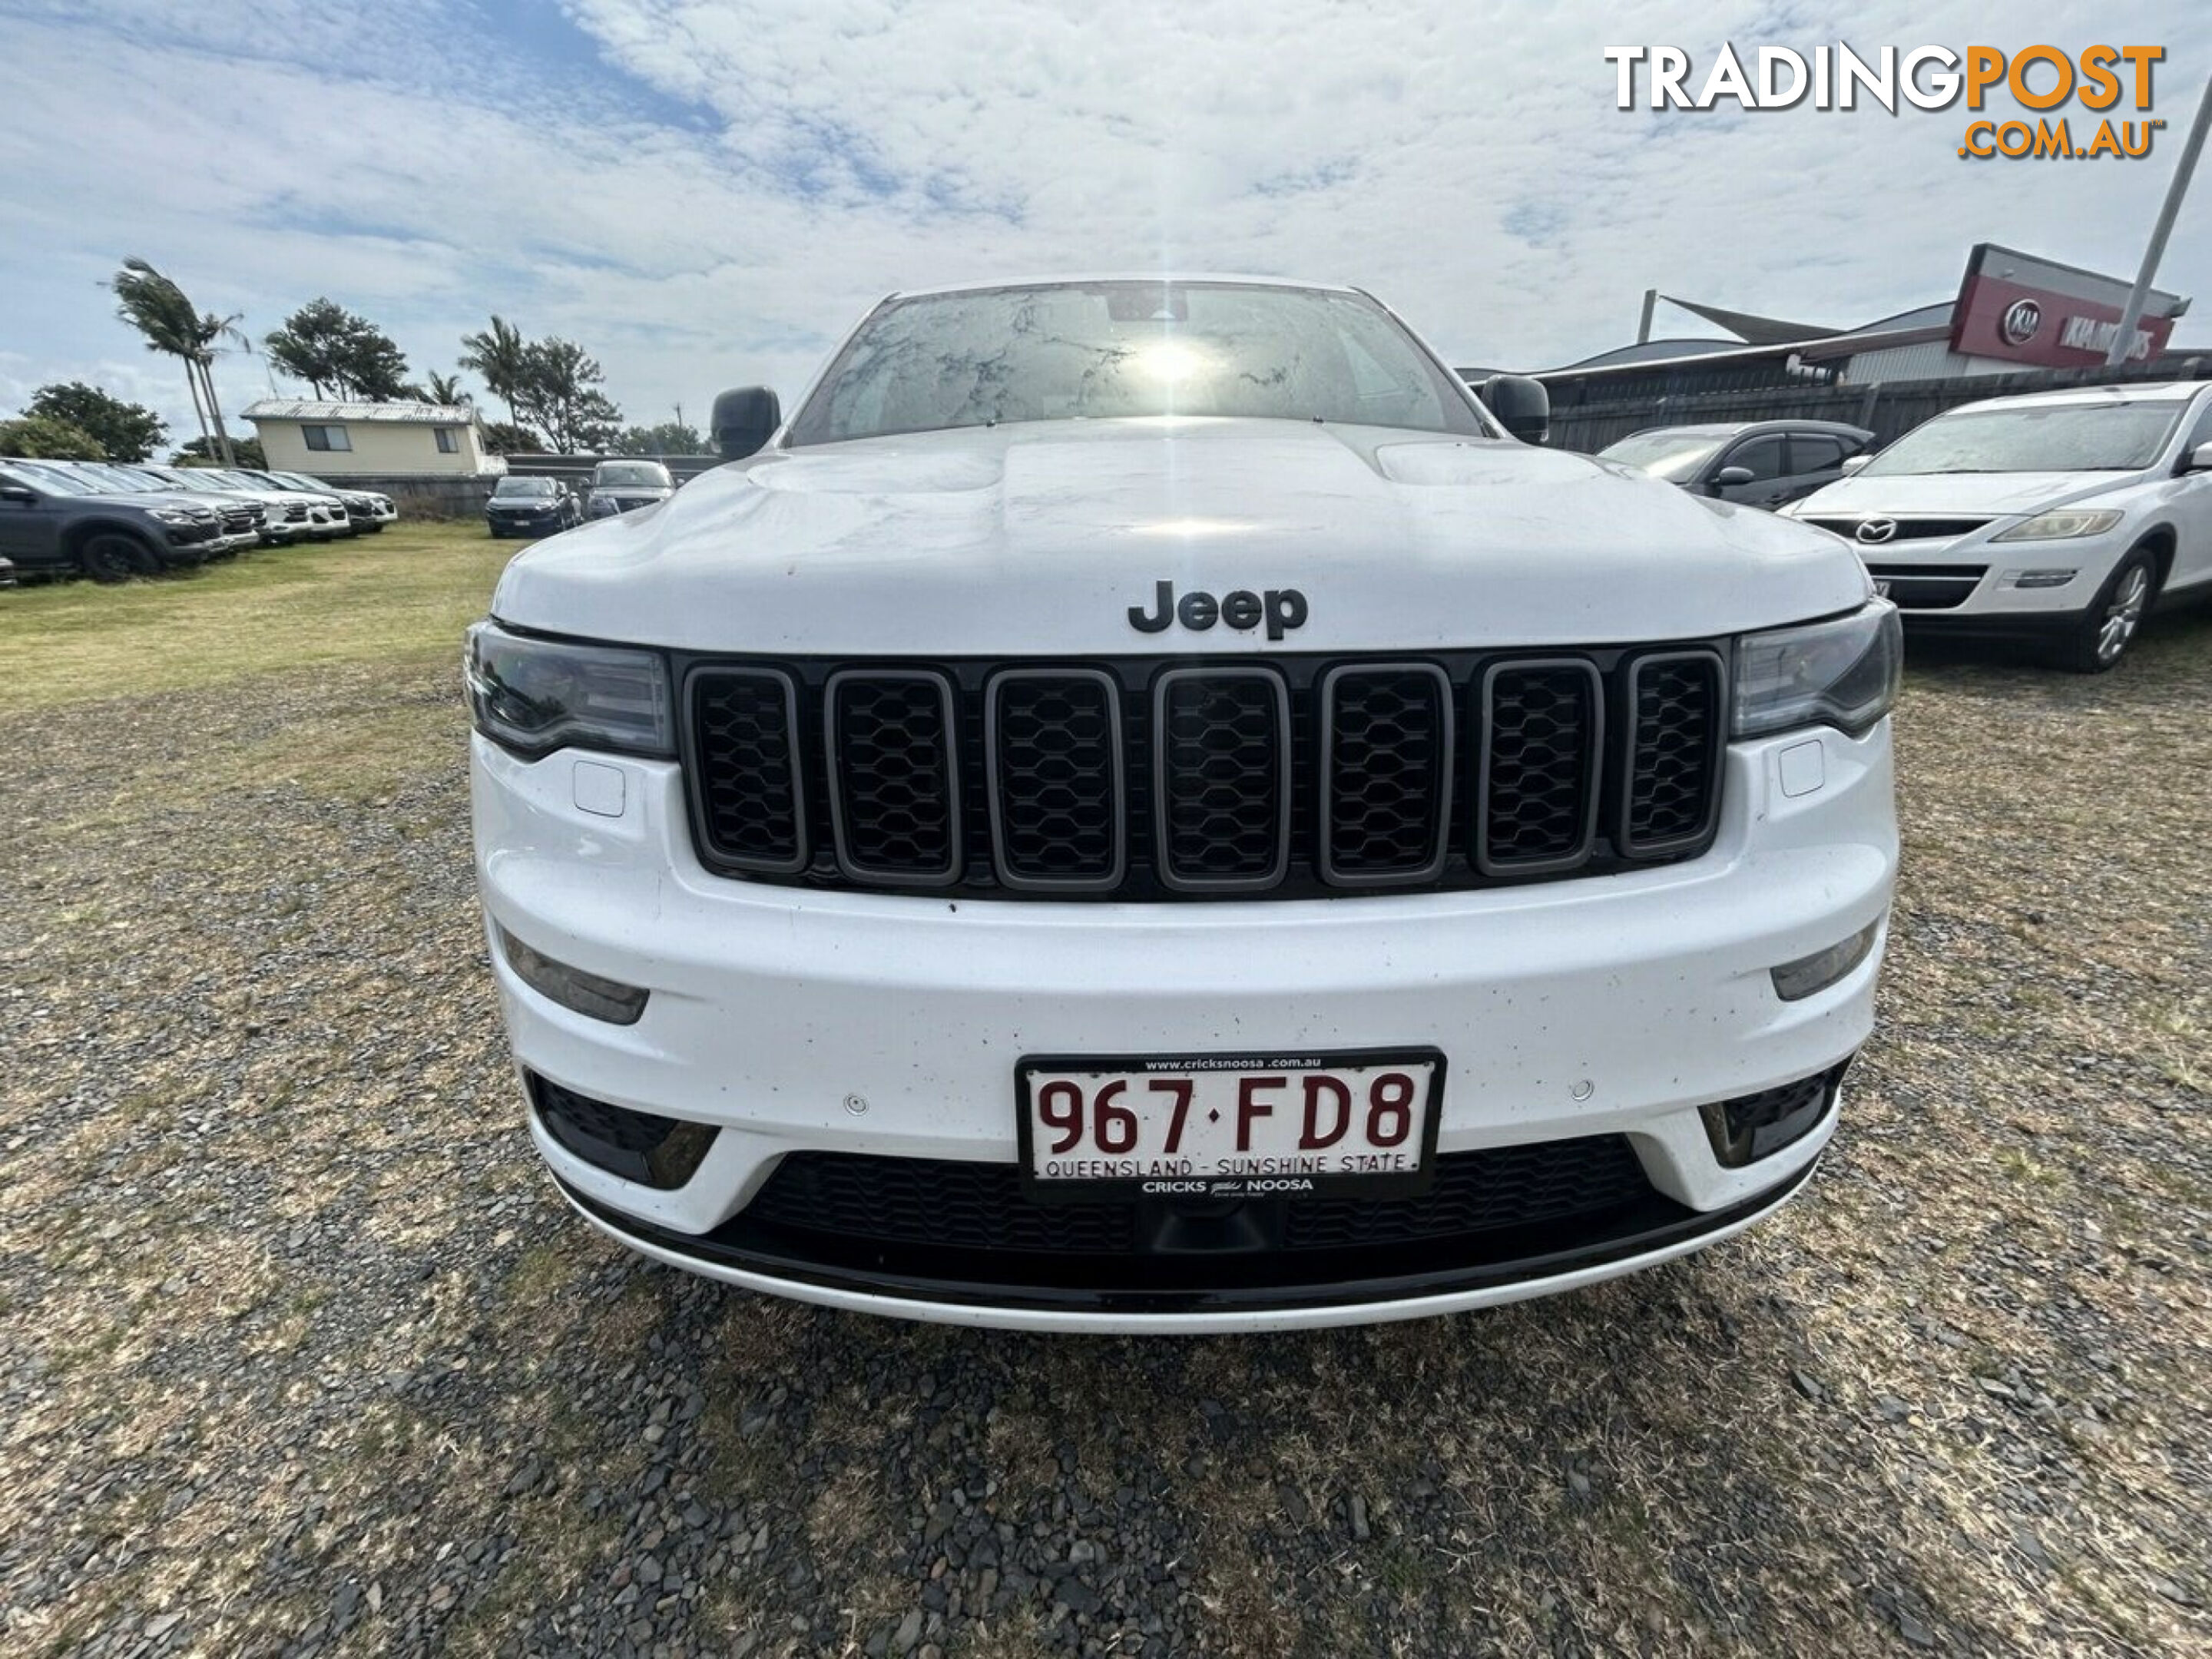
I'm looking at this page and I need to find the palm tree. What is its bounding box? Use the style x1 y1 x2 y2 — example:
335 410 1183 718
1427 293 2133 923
459 317 530 430
424 370 470 407
109 260 245 465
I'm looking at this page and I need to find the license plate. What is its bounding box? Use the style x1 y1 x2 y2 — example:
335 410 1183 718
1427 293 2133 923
1016 1048 1444 1202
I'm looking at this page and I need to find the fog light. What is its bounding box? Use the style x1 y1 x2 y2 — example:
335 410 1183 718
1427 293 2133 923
1770 919 1881 1002
2007 568 2078 589
497 926 648 1025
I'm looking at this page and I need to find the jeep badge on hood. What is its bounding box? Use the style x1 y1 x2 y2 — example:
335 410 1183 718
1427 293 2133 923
1128 580 1309 640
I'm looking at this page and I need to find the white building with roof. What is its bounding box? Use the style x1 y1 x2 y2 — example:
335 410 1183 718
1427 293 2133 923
239 399 501 477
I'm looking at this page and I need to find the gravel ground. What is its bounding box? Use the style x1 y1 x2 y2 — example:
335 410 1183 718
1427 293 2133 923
1 592 2207 1658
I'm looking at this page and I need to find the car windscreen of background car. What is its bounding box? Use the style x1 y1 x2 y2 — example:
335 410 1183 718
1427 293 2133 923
494 478 558 496
1597 431 1727 483
786 282 1488 445
594 464 669 486
1862 403 2184 475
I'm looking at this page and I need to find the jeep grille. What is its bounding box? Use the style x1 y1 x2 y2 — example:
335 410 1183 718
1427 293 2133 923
680 647 1727 901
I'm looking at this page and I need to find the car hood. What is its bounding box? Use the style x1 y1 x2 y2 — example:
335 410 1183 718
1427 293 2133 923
1793 469 2137 518
493 418 1871 654
592 485 674 499
65 491 199 513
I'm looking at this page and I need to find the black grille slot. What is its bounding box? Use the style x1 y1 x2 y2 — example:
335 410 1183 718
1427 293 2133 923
1865 563 1988 611
987 671 1124 890
1622 652 1724 857
826 671 959 884
1320 664 1451 885
1153 668 1290 891
1478 661 1601 873
743 1137 1651 1257
689 668 805 872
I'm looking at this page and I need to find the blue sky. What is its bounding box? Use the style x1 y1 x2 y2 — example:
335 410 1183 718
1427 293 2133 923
2 1 2207 449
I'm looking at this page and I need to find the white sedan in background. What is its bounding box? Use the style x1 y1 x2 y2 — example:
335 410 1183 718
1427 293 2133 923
1786 382 2212 671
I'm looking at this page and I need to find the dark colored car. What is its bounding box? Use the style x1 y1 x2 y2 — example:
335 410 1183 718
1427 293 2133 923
1598 419 1873 511
487 476 581 538
49 461 267 555
0 458 229 580
586 459 675 518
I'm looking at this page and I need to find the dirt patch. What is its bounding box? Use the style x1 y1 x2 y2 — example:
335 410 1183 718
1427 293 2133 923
1 579 2207 1657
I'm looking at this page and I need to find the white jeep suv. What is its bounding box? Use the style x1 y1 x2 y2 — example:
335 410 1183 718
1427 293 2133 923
1786 382 2212 671
468 276 1901 1332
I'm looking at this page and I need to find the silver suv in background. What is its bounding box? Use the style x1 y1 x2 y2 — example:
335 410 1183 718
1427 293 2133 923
1786 383 2212 671
1599 420 1873 510
586 459 675 518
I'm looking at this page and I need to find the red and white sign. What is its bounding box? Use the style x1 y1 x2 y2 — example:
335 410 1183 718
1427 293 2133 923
1949 243 2181 368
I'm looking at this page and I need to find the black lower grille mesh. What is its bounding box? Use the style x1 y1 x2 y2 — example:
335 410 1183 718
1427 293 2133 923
745 1136 1654 1256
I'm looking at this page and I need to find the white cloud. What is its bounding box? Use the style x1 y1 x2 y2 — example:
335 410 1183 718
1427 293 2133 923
2 0 2207 448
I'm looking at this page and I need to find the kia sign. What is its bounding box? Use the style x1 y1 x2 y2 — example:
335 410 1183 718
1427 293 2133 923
1949 242 2183 367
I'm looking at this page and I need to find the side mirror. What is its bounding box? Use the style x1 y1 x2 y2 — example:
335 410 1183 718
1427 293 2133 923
1478 375 1549 445
1712 465 1757 488
1838 453 1873 475
712 386 782 461
2184 440 2212 475
0 484 34 504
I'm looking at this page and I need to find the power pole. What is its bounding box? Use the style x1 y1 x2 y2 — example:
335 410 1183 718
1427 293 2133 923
2108 75 2212 366
1637 289 1657 345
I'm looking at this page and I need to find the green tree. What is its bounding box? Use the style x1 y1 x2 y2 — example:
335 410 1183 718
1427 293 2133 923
479 421 546 455
0 414 107 459
423 370 470 406
108 258 245 465
459 316 531 432
173 435 267 468
613 419 704 455
25 382 167 461
265 299 412 401
518 338 623 452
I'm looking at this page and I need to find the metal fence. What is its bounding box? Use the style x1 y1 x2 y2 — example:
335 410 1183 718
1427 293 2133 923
1544 356 2212 455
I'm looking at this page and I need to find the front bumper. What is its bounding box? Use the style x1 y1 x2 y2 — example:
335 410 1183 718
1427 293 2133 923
1855 523 2135 627
473 720 1896 1330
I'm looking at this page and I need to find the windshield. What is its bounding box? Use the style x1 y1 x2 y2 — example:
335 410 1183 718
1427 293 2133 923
71 462 155 492
2 460 98 495
1598 429 1730 483
1863 402 2185 475
592 462 670 488
787 280 1488 445
494 478 558 498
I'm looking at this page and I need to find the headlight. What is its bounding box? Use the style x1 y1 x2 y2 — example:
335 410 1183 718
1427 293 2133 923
1991 508 2123 543
464 621 673 759
149 506 201 525
1733 599 1902 740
